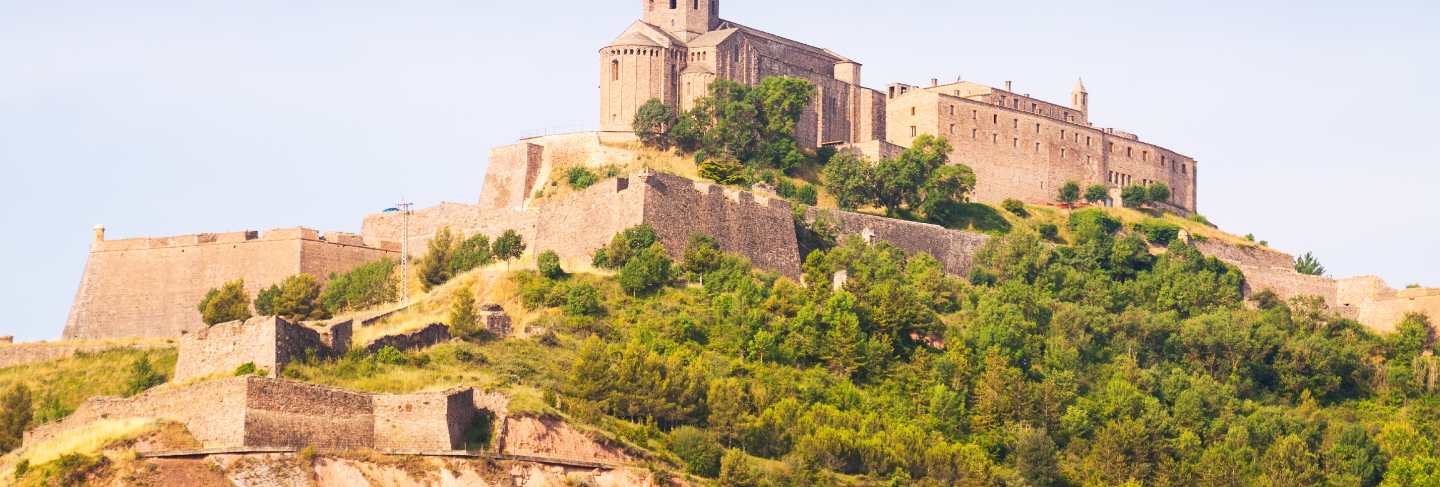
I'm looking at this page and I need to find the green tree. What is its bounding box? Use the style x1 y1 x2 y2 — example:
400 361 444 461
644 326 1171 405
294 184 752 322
537 250 564 279
1058 181 1081 205
873 135 951 216
1121 185 1149 208
492 229 526 264
197 279 252 325
921 163 977 219
123 356 165 397
1084 184 1110 204
682 233 724 277
0 384 33 454
821 152 874 211
449 284 478 338
698 156 747 185
618 244 673 296
321 258 399 313
633 98 677 148
254 284 280 316
1295 252 1326 276
563 283 602 317
670 426 723 477
795 184 818 205
450 233 493 276
1148 182 1172 204
418 227 458 290
268 274 329 322
1260 434 1322 487
1012 425 1061 487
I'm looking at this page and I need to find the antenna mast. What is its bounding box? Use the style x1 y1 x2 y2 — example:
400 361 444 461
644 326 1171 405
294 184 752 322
397 200 414 304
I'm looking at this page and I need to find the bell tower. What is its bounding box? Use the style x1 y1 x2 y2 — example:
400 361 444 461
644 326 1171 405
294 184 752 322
642 0 720 40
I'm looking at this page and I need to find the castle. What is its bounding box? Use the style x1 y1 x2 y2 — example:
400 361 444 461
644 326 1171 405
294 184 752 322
600 0 1198 212
37 0 1439 344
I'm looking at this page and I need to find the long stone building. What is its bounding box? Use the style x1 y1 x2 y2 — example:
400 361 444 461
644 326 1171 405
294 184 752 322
601 0 1198 213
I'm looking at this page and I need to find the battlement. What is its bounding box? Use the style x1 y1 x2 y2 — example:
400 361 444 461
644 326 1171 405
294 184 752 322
91 227 395 253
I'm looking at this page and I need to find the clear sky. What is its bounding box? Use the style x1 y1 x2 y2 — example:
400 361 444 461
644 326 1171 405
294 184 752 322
1 0 1435 341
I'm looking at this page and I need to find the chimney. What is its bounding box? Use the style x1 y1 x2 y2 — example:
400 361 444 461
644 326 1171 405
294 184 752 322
930 78 938 87
93 224 106 241
1004 81 1013 92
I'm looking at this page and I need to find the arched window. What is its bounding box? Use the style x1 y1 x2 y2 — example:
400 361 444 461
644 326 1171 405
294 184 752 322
612 60 620 81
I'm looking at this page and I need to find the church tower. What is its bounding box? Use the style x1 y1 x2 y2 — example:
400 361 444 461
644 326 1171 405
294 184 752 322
643 0 720 41
1071 78 1089 121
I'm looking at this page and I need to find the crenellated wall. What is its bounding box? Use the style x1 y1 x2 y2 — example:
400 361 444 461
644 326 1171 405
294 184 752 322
64 228 397 340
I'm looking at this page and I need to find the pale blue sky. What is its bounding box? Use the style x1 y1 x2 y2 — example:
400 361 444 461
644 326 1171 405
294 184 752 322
1 0 1436 341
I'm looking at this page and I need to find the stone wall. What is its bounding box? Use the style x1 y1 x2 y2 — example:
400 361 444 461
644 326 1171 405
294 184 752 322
373 388 475 451
1193 239 1295 269
808 208 992 276
0 340 170 370
174 317 330 383
363 323 451 353
243 379 375 450
65 227 397 341
533 176 648 269
640 173 803 278
24 377 249 449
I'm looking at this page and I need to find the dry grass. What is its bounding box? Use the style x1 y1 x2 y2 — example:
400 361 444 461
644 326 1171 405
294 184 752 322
354 261 548 347
0 347 177 422
1 417 160 474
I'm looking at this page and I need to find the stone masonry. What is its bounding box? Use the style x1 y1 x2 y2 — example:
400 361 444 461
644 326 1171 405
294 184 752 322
65 227 398 341
174 316 344 383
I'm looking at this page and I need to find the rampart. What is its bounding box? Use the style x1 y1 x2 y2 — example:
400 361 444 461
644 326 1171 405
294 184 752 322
808 208 991 276
64 227 398 341
24 377 478 453
364 323 452 353
174 316 339 382
0 340 171 370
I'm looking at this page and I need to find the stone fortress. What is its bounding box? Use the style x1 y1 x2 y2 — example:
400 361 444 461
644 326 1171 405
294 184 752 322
601 0 1197 213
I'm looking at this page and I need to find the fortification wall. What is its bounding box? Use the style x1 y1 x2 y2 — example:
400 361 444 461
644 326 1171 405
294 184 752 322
373 389 474 451
481 143 545 212
174 317 329 383
243 378 375 450
1193 239 1295 269
808 208 992 276
23 378 249 449
0 340 170 369
65 228 396 341
534 176 648 268
363 323 451 353
640 173 803 278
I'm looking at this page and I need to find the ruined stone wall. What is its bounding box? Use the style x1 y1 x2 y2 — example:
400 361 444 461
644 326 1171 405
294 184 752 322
373 389 474 451
885 91 1197 213
0 341 169 369
243 378 375 450
808 208 992 276
1193 239 1295 270
641 173 803 278
23 378 249 449
173 317 328 382
65 228 396 341
363 323 451 353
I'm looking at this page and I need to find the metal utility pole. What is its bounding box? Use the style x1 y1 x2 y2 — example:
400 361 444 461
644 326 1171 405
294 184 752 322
397 201 414 304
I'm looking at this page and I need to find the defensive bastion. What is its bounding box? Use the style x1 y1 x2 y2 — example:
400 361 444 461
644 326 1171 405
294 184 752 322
64 226 398 341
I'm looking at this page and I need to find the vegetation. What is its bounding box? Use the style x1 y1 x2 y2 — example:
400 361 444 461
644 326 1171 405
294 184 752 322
0 348 176 429
1002 199 1028 217
566 166 599 190
121 357 165 398
1122 182 1173 209
537 250 565 280
196 279 251 325
1057 181 1081 206
636 77 816 174
320 258 399 314
821 135 976 220
418 227 521 290
0 384 32 453
449 285 479 338
493 230 526 264
255 274 329 322
1083 184 1110 205
1296 251 1327 276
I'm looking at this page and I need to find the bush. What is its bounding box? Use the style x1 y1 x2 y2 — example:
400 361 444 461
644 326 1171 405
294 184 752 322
795 184 818 205
197 279 251 325
234 362 257 376
774 177 796 197
1148 182 1171 203
254 284 279 316
1068 208 1122 243
1057 181 1081 205
1121 185 1149 208
669 426 723 477
682 234 724 277
1188 213 1214 226
492 229 526 263
1002 199 1028 217
375 345 406 365
1295 252 1326 276
321 258 399 314
450 285 479 337
1133 219 1182 246
599 225 660 269
538 250 564 279
1037 223 1059 241
450 233 493 276
633 98 677 148
698 156 747 185
418 227 459 290
618 244 673 296
264 274 330 322
566 166 599 190
123 356 165 397
518 275 563 311
563 283 603 317
1084 184 1110 204
0 384 32 454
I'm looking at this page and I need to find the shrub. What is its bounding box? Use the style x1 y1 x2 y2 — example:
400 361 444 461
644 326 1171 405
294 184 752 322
265 274 330 322
698 156 747 185
123 356 165 397
450 233 493 276
1148 182 1171 203
538 250 564 279
418 227 459 290
1057 181 1081 205
0 384 32 454
254 284 280 316
13 459 27 479
1037 223 1059 241
321 258 399 314
600 225 660 269
1002 199 1028 217
375 345 406 365
1121 185 1149 208
821 152 873 211
775 178 796 197
669 426 723 477
563 283 603 317
1295 252 1326 276
492 230 526 263
234 362 257 376
682 234 724 277
1408 284 1423 289
633 98 677 148
197 279 251 326
1188 213 1214 226
1084 184 1110 204
450 285 479 337
792 184 817 206
1133 219 1182 246
1068 208 1122 243
566 166 599 190
618 244 673 296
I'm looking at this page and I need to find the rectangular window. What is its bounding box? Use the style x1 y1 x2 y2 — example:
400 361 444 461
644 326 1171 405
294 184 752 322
949 124 955 135
972 128 978 139
910 126 917 137
1035 123 1041 133
972 110 978 120
911 107 916 116
1035 142 1041 152
993 114 998 124
1012 137 1019 148
1061 129 1066 140
992 134 998 144
1013 119 1018 129
1127 147 1133 158
949 106 955 116
1061 148 1067 158
1086 136 1092 147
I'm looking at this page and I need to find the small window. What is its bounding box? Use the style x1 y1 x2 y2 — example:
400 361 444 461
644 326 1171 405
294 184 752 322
972 128 978 139
910 126 917 137
992 134 998 144
611 60 620 81
949 124 955 134
1061 148 1067 158
1035 123 1040 133
1034 142 1041 152
949 105 955 116
670 0 677 8
972 110 978 120
1013 119 1018 129
911 107 916 116
1061 129 1066 140
993 114 998 124
1127 147 1133 158
1012 137 1019 148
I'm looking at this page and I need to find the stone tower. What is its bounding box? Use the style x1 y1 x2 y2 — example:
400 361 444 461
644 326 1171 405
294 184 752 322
1070 78 1089 119
643 0 719 41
